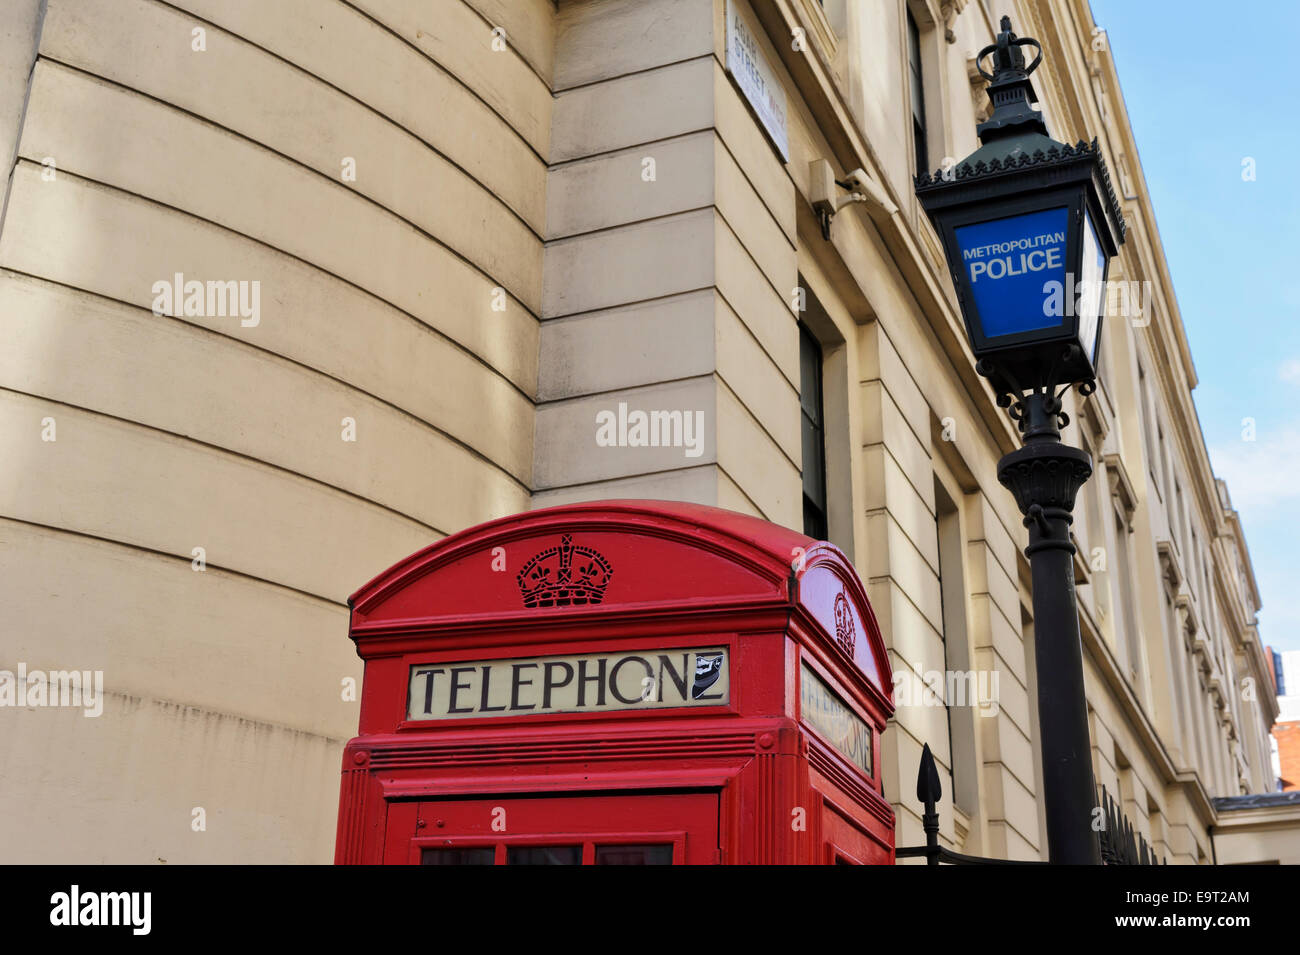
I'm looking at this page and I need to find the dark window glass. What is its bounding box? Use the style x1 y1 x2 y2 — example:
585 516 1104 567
595 844 674 865
800 324 828 540
907 9 928 179
506 845 581 866
421 847 494 866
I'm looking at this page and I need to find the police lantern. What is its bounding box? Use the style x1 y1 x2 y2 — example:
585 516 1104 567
916 17 1125 397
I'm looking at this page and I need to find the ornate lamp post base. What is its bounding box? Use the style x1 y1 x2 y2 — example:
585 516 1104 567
996 387 1101 865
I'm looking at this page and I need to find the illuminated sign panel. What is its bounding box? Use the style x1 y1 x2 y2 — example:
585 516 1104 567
408 647 729 720
954 206 1068 338
801 664 872 775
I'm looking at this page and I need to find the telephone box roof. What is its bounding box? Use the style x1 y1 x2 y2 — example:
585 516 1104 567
348 499 891 700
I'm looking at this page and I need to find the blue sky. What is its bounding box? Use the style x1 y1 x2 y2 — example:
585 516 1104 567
1088 1 1300 653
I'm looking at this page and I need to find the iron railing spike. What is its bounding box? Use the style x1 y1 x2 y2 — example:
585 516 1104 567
901 747 1164 865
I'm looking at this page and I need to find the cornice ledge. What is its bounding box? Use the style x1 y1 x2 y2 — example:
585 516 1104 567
937 0 969 44
1156 539 1183 601
1102 451 1138 526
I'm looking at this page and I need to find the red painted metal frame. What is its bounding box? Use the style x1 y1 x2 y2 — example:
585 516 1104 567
335 500 895 865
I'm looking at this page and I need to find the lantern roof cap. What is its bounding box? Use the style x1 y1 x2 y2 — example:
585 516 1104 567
953 129 1069 177
913 17 1126 244
914 133 1127 246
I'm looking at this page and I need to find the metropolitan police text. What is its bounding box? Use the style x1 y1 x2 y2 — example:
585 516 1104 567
962 231 1066 282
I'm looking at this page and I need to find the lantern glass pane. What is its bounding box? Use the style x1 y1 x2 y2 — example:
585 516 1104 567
954 207 1069 338
1077 210 1106 363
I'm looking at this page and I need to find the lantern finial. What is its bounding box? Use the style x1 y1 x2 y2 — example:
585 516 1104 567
975 17 1048 141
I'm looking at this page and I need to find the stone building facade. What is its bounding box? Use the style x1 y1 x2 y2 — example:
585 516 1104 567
0 0 1287 862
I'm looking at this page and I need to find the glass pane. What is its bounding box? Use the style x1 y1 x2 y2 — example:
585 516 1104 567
907 9 926 132
506 845 581 866
799 325 823 423
421 847 495 866
953 207 1070 338
907 10 922 69
595 844 673 866
803 495 827 542
1077 210 1106 362
801 420 826 507
798 321 827 539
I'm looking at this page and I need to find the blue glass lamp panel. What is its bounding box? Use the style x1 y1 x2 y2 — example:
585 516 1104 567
954 207 1070 339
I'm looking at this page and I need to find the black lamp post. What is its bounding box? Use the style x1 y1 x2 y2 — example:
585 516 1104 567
915 17 1126 865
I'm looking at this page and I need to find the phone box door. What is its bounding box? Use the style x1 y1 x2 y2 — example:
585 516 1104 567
385 791 720 865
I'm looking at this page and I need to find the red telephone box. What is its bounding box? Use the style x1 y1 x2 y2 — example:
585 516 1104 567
335 501 894 865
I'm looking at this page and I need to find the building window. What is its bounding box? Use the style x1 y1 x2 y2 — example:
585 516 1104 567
1080 436 1112 625
907 9 929 179
800 323 828 540
1112 507 1142 682
934 478 978 817
1156 422 1171 516
1190 527 1201 596
1137 362 1163 498
1174 480 1185 554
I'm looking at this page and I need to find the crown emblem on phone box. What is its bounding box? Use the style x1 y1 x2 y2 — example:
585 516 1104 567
516 535 614 608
